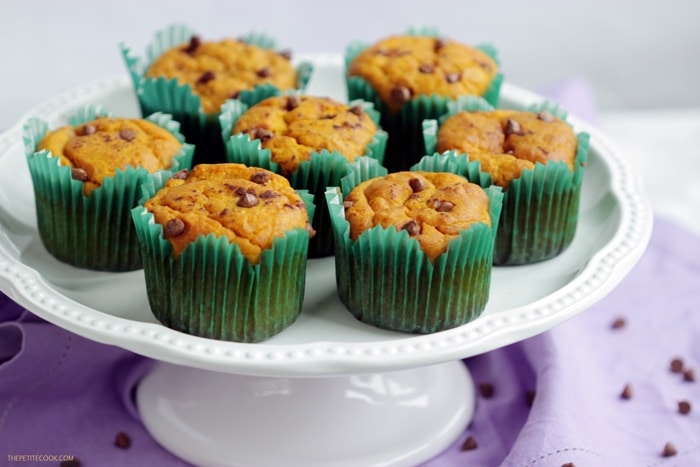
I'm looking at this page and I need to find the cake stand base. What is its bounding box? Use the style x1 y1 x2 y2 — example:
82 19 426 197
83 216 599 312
137 360 474 467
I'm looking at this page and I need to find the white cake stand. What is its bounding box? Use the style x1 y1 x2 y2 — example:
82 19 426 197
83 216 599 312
0 55 652 467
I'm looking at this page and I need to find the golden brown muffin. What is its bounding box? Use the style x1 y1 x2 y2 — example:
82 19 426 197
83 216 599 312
232 95 378 175
144 164 312 264
37 117 182 195
146 36 297 114
343 171 491 261
347 35 498 113
436 110 578 187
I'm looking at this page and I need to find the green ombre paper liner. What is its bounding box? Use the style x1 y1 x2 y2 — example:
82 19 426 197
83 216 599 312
325 171 503 334
131 178 314 343
344 27 503 173
120 23 314 165
22 105 194 271
220 99 388 258
419 99 591 264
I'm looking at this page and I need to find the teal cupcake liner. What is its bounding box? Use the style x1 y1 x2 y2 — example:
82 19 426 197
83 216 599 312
326 165 503 333
220 98 388 258
419 99 590 264
345 27 503 172
22 105 194 271
120 23 314 165
132 174 315 343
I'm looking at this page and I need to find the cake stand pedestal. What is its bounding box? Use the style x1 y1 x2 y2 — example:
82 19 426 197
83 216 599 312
138 360 473 467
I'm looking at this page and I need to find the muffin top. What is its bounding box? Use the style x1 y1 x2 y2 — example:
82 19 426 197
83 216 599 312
144 163 312 264
347 35 498 113
436 110 579 187
343 171 491 261
37 117 182 195
232 95 378 175
146 36 298 114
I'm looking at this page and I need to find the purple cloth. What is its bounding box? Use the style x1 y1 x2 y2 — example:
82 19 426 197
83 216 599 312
2 217 699 466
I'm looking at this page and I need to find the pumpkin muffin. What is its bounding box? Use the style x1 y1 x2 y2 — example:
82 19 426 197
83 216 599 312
222 95 387 257
421 99 590 265
132 163 315 342
326 169 503 334
23 108 193 271
345 30 502 172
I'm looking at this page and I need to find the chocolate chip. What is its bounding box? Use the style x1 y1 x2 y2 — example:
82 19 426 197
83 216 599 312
172 169 189 180
348 105 364 117
435 200 455 212
250 171 270 185
678 400 692 414
538 110 555 122
418 64 434 74
445 71 461 83
285 95 301 111
256 67 271 78
260 190 277 199
408 177 426 193
237 193 258 208
278 49 292 60
620 383 633 400
505 119 523 136
402 220 420 236
119 128 137 142
115 431 131 449
164 218 185 237
478 382 494 398
197 70 216 84
183 35 201 54
434 38 448 51
233 186 246 196
60 459 81 467
71 167 88 181
670 358 685 373
78 124 96 136
390 85 411 104
460 435 477 451
611 317 626 329
683 368 695 382
251 127 273 142
661 442 678 457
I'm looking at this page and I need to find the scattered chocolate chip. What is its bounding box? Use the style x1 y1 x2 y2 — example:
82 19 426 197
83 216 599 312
526 390 536 407
278 49 292 60
251 127 273 142
119 128 137 142
620 383 633 400
220 208 229 216
683 368 695 382
348 105 364 117
285 95 301 111
390 85 412 105
670 358 685 373
538 110 555 122
478 382 494 398
611 317 626 329
260 190 277 199
445 71 461 83
198 70 216 85
164 218 185 237
504 118 523 136
60 458 81 467
661 442 678 457
408 177 426 193
250 171 270 185
435 200 455 212
171 169 189 180
402 220 420 236
460 435 477 451
434 38 448 51
256 67 271 78
183 35 201 54
678 400 692 414
71 167 88 181
115 431 131 449
232 186 246 196
237 193 258 208
78 124 96 136
418 63 434 74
